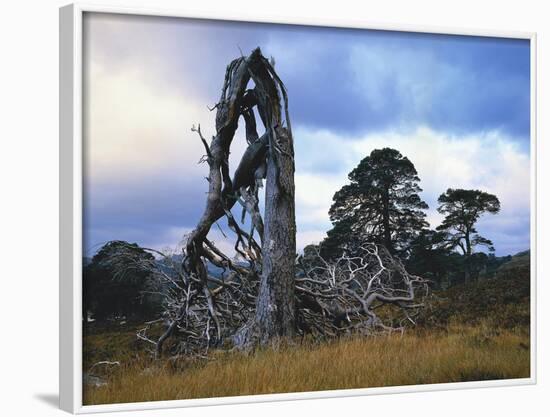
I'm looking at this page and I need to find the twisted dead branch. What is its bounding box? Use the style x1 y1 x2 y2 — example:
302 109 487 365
108 241 428 358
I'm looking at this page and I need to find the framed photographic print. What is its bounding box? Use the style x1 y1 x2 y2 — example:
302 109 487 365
59 3 537 413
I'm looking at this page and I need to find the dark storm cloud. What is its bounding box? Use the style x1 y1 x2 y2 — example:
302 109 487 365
83 13 531 256
268 28 530 144
86 12 530 143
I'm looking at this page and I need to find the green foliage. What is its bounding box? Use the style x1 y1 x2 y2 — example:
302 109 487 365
83 241 162 323
321 148 428 258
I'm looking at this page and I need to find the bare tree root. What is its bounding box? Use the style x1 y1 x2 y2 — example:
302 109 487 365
108 241 428 358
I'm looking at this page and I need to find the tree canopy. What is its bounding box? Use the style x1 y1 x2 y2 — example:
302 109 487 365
436 188 501 282
406 230 457 287
321 148 428 257
436 188 501 256
83 240 161 322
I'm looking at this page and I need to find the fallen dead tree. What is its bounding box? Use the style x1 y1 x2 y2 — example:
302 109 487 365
102 47 428 359
108 241 428 358
295 244 429 337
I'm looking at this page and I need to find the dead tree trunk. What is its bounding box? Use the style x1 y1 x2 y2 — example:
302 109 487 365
233 50 297 348
153 47 296 353
243 125 296 346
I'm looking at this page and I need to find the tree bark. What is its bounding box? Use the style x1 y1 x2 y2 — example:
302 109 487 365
233 50 297 348
252 126 296 344
464 229 472 283
382 187 392 252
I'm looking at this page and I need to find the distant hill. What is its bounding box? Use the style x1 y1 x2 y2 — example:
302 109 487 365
155 254 246 279
495 250 530 276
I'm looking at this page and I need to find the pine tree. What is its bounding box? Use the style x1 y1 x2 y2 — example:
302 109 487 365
321 148 428 258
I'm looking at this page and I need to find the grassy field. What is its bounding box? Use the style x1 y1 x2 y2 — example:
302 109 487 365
83 269 531 405
83 323 529 405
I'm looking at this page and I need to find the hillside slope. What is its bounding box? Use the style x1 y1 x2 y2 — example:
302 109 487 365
420 252 530 329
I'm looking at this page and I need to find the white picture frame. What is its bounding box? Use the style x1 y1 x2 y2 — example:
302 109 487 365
59 3 537 413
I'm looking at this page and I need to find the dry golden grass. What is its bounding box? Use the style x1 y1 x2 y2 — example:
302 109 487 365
83 324 530 405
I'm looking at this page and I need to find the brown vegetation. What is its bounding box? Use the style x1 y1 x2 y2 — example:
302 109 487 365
83 323 529 405
83 263 530 405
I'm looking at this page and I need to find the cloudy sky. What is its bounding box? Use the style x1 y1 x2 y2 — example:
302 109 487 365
82 12 531 257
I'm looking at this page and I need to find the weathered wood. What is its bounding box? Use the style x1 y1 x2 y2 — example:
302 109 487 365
254 125 296 343
158 47 297 352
